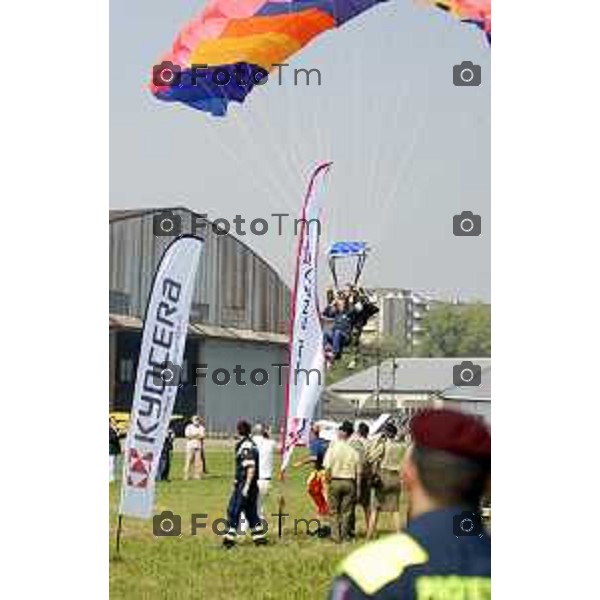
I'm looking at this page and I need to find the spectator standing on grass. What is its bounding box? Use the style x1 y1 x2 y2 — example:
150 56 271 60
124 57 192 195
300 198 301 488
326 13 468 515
252 423 277 519
323 421 361 543
109 417 122 483
329 409 491 599
157 428 175 482
366 421 404 540
184 415 206 480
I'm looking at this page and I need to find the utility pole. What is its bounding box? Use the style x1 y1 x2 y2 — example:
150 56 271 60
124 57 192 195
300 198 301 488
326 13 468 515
391 357 398 409
375 340 381 412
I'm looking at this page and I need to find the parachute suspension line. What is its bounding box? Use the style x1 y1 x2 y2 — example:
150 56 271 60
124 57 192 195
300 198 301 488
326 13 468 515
360 31 429 224
377 110 428 237
286 1 309 182
197 120 270 209
370 5 472 218
328 256 339 290
230 105 296 213
216 63 305 214
354 252 367 286
377 57 420 217
251 71 307 208
200 107 294 218
371 76 411 215
362 9 400 217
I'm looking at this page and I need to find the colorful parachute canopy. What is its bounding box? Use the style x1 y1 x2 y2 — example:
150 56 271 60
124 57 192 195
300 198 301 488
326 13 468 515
150 0 490 116
150 0 388 116
328 241 369 257
426 0 491 43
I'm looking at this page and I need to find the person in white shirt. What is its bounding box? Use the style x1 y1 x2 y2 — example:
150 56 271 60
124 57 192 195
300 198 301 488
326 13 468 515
184 415 206 480
252 423 277 519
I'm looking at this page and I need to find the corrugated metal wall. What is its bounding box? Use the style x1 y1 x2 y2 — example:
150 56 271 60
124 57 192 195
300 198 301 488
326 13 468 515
109 208 290 333
198 339 288 434
110 329 289 430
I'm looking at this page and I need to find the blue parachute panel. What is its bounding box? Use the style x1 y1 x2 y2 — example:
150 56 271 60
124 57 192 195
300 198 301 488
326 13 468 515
328 241 369 257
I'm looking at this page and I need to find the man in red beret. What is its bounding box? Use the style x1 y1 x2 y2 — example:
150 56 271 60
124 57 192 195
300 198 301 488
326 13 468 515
328 409 491 599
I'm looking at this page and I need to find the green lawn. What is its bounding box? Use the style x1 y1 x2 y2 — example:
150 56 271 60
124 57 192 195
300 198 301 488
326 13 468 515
109 447 406 600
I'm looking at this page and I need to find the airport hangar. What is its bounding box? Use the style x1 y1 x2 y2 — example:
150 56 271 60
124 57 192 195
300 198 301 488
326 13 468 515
109 208 291 434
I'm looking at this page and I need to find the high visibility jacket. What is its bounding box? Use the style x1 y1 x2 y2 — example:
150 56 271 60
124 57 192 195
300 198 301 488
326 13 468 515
329 507 491 599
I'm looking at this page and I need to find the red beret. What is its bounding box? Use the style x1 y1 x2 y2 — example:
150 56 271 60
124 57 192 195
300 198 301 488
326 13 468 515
410 409 490 464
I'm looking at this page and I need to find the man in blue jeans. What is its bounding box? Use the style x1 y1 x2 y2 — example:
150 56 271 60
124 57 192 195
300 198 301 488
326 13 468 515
323 297 354 359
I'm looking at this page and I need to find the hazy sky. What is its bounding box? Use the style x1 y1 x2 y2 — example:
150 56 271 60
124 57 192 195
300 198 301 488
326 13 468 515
110 0 490 301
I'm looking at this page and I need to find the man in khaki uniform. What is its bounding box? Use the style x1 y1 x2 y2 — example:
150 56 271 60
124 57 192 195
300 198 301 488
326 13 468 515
348 421 372 537
366 421 404 539
323 420 361 543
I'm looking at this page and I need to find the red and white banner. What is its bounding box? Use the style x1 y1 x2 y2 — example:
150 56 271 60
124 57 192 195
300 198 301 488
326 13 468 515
119 235 203 518
281 163 331 471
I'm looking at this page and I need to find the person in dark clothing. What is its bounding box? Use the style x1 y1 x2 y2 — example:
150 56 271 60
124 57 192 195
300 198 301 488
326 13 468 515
223 420 267 548
323 297 354 359
109 417 123 483
157 428 175 482
294 423 331 522
348 291 379 340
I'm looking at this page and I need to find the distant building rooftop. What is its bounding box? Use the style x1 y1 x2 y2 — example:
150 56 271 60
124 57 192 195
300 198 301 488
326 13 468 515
328 358 491 395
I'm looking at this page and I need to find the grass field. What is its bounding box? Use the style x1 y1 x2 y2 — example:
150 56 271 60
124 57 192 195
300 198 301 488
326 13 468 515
109 446 407 600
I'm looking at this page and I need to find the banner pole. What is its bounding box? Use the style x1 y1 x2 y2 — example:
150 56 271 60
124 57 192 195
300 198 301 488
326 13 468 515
115 514 124 556
276 475 287 540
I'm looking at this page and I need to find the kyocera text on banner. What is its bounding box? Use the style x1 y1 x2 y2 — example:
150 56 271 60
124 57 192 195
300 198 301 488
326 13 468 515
119 234 203 519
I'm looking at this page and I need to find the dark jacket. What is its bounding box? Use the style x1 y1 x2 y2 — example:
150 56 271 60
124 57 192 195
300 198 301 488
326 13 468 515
161 430 175 455
109 426 122 456
323 305 354 336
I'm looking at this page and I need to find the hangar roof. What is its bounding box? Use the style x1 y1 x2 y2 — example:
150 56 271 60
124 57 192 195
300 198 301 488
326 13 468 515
109 314 288 346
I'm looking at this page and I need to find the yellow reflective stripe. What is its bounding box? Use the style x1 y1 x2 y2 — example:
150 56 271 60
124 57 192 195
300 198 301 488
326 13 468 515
416 575 491 600
338 533 428 595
